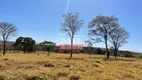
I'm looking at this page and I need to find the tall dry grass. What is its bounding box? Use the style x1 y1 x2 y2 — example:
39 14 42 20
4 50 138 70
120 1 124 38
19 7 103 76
0 52 142 80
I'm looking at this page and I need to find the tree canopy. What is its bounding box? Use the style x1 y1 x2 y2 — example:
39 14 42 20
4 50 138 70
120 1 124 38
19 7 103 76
0 22 17 55
109 27 129 58
61 13 84 58
40 40 56 55
14 37 36 53
88 15 119 58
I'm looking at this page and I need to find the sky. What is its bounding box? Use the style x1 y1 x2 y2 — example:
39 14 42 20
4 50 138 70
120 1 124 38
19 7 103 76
0 0 142 52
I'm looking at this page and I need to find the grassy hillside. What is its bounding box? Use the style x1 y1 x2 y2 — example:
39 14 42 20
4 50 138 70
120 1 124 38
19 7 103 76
0 53 142 80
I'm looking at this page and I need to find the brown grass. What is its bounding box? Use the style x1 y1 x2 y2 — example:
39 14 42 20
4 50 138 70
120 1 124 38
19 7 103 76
0 52 142 80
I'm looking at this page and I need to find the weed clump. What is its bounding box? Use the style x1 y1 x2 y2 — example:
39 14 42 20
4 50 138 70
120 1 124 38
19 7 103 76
70 75 79 80
58 72 69 77
92 63 100 67
25 76 44 80
3 58 8 61
24 65 35 69
0 76 4 80
95 60 101 64
63 64 70 67
44 63 54 67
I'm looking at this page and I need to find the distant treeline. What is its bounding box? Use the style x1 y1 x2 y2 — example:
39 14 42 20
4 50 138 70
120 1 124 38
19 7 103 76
0 39 142 59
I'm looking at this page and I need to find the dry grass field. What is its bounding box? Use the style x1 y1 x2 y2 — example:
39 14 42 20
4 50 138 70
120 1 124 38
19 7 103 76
0 52 142 80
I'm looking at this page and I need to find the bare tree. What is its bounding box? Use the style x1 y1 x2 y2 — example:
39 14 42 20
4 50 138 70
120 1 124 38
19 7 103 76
109 27 129 58
61 13 84 58
0 22 17 55
88 15 119 58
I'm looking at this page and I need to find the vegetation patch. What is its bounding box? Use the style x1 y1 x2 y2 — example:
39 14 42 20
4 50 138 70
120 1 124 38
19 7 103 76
95 60 102 64
92 63 101 67
70 75 80 80
63 64 70 67
3 58 8 61
57 72 69 77
44 63 54 67
95 70 104 73
0 53 142 80
0 76 4 80
25 76 44 80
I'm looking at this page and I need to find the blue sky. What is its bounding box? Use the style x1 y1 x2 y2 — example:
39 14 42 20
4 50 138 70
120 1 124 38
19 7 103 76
0 0 142 52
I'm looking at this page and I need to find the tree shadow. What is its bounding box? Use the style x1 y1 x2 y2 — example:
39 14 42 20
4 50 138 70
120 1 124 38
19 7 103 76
63 58 83 60
103 57 136 62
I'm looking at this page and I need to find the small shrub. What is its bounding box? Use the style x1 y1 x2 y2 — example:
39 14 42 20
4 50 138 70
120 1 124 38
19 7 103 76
95 60 101 64
25 76 44 80
139 55 142 59
0 76 4 80
92 64 100 67
97 48 103 54
3 58 8 61
24 65 35 69
70 75 79 80
0 64 4 68
132 54 140 58
124 53 133 57
58 72 68 77
44 63 54 67
95 70 104 73
63 64 70 67
79 69 85 72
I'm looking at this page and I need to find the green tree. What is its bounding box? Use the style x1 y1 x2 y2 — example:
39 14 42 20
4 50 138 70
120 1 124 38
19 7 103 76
13 37 24 51
0 22 17 55
85 39 93 55
14 37 35 53
61 13 84 58
88 15 119 58
40 41 56 55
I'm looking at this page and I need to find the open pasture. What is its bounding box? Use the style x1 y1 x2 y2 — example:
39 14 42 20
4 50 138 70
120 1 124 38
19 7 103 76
0 53 142 80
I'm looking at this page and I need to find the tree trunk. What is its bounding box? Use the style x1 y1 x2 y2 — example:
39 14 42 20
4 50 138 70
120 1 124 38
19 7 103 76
3 41 6 55
90 47 92 55
47 50 50 56
70 37 73 58
24 47 26 53
105 40 109 58
114 48 118 58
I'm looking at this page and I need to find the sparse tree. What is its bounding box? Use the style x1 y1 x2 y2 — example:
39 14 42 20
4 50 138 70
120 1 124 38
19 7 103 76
109 27 129 58
40 41 56 55
85 39 93 55
61 13 84 58
0 22 17 55
88 15 119 58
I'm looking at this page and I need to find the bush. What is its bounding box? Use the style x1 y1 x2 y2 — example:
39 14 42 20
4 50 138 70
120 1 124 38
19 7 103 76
94 48 105 55
124 53 133 57
132 53 140 58
138 54 142 59
96 48 103 54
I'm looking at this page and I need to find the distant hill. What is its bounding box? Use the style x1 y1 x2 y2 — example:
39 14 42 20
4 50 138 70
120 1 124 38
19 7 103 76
0 41 15 47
